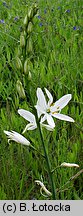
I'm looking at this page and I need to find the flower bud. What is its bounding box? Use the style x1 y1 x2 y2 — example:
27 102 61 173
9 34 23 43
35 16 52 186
17 47 22 56
28 8 33 20
24 14 28 27
27 22 33 34
20 33 26 47
16 80 26 99
24 30 27 37
24 58 33 74
33 3 38 16
26 37 33 53
16 57 23 70
33 3 38 8
28 71 32 80
24 59 28 74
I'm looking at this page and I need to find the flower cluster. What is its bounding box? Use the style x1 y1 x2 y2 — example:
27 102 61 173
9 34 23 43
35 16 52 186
4 87 77 197
4 87 74 145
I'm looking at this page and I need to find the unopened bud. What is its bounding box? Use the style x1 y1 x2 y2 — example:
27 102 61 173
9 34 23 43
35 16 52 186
26 37 33 53
24 30 27 37
28 8 33 20
16 80 26 99
27 22 33 34
20 33 26 47
33 3 38 16
24 59 28 74
24 14 28 27
17 47 22 56
33 3 38 8
28 71 32 80
16 57 23 70
24 58 33 74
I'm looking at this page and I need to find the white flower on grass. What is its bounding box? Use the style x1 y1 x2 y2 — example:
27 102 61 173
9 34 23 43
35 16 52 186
4 130 30 146
35 88 74 128
18 109 37 133
35 180 52 197
61 162 79 168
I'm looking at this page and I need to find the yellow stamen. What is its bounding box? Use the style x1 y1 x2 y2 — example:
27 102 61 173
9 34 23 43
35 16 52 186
52 111 59 114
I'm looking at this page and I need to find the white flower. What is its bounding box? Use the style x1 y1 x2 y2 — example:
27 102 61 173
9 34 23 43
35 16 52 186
35 88 74 127
61 162 79 168
18 109 37 133
35 180 52 197
4 130 30 146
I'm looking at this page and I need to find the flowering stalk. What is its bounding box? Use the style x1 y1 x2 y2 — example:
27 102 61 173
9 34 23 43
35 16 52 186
16 4 38 98
21 3 38 74
25 89 56 197
34 109 56 200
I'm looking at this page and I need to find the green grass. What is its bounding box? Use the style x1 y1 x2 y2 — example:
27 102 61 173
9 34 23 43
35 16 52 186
0 0 83 200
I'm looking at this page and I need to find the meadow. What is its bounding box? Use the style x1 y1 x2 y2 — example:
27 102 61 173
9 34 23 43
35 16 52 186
0 0 83 200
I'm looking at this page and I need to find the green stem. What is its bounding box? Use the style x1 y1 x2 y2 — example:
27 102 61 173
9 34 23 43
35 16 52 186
30 144 45 158
26 84 56 199
51 165 61 173
36 114 56 200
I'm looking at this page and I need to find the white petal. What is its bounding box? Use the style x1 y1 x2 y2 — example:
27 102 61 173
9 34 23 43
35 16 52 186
35 104 46 118
22 123 37 133
45 88 53 106
40 114 55 131
52 113 74 122
35 104 42 118
35 180 52 196
40 123 54 131
36 88 47 112
50 94 72 112
4 130 30 146
46 114 55 127
61 162 79 168
18 109 36 123
40 114 47 123
4 130 12 137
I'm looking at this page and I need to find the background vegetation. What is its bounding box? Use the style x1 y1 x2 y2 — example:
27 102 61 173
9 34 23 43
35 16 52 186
0 0 83 199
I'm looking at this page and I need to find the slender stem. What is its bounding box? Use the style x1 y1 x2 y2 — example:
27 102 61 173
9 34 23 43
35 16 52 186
57 169 83 192
26 84 56 199
30 144 45 158
51 165 61 173
36 113 56 199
